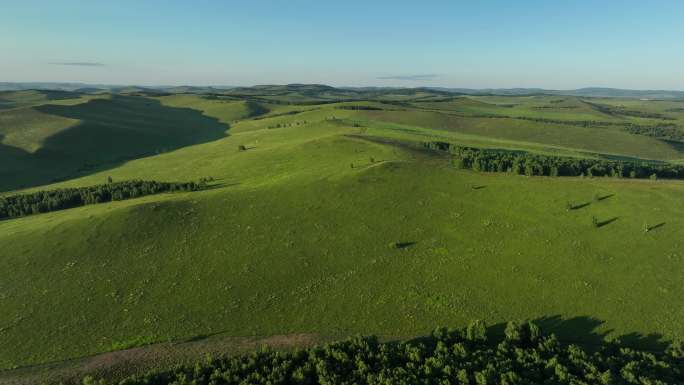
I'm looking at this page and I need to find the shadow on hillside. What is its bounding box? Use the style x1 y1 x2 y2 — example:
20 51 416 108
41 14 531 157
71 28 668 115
406 314 669 352
0 95 229 192
0 315 671 385
515 315 667 351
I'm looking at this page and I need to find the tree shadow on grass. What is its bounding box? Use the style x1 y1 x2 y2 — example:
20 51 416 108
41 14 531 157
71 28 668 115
203 182 241 191
0 95 230 192
489 315 668 351
646 222 666 232
406 314 669 352
568 202 591 210
596 217 619 228
595 193 615 201
393 241 417 249
181 330 229 343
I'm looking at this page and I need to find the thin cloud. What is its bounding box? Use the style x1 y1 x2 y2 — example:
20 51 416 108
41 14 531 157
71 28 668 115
377 74 439 81
49 62 106 67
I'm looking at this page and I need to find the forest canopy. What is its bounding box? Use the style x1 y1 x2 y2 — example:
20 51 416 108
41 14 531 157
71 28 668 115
85 321 684 385
0 179 207 220
424 141 684 179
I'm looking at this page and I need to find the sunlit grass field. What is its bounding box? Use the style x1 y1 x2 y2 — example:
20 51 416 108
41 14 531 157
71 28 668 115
2 89 684 371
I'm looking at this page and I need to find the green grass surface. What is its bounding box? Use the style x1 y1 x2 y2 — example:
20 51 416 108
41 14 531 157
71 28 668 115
356 109 684 161
0 95 229 192
2 91 684 374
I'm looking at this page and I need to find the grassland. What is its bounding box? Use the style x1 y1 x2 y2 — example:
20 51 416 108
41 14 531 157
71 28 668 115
1 87 684 380
0 94 231 191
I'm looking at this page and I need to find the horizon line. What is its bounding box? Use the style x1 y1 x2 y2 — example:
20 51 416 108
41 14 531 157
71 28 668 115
2 81 684 93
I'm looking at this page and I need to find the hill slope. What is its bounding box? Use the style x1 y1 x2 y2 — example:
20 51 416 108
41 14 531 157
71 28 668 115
2 92 684 374
0 95 232 191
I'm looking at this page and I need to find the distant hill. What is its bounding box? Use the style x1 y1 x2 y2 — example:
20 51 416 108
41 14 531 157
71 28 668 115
0 82 97 92
557 87 684 99
2 82 684 99
430 87 684 99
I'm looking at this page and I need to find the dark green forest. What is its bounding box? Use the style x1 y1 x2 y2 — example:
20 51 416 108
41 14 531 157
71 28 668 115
424 141 684 179
83 321 684 385
0 179 205 219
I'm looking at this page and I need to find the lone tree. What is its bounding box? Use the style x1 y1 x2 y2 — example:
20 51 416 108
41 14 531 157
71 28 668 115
107 176 113 184
238 145 247 151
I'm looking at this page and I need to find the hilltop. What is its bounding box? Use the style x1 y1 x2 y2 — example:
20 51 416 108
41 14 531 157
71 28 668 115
3 82 684 99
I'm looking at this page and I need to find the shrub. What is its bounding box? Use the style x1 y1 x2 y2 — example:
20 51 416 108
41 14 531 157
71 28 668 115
592 216 600 227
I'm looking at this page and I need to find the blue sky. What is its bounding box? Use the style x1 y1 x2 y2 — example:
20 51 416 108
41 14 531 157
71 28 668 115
2 0 683 89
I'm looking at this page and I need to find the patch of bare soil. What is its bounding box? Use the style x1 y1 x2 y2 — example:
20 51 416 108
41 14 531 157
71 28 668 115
0 333 320 385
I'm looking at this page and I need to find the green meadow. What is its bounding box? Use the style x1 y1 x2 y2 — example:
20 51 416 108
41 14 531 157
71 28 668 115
2 87 684 378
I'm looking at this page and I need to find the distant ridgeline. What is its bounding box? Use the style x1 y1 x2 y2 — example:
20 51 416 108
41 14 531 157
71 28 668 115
84 321 684 385
424 141 684 179
0 179 208 220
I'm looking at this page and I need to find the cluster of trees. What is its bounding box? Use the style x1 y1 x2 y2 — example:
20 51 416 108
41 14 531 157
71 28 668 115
623 124 684 142
582 101 675 120
253 110 308 121
489 116 684 142
84 321 684 385
0 179 204 220
267 121 308 129
532 105 579 109
411 102 684 142
335 105 384 111
424 141 684 179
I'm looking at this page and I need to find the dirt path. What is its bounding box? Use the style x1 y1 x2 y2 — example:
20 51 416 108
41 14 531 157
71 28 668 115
0 333 320 385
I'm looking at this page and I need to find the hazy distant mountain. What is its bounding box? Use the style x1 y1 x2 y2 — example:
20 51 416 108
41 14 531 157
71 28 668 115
430 87 684 99
1 82 683 99
557 87 684 99
0 82 97 92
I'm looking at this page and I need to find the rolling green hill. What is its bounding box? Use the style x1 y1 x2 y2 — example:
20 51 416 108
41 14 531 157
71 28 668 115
0 94 230 192
2 88 684 381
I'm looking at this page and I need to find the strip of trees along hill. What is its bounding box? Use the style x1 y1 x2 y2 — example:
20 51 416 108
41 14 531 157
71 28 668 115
0 179 209 220
83 321 684 385
424 141 684 179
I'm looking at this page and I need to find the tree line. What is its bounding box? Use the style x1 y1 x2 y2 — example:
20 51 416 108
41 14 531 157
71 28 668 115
409 102 684 142
335 105 385 111
424 141 684 179
0 179 206 220
583 100 676 120
83 320 684 385
623 124 684 142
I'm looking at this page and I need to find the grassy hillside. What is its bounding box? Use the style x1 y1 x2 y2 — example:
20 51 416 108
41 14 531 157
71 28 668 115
2 90 684 376
0 95 231 192
355 109 684 161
